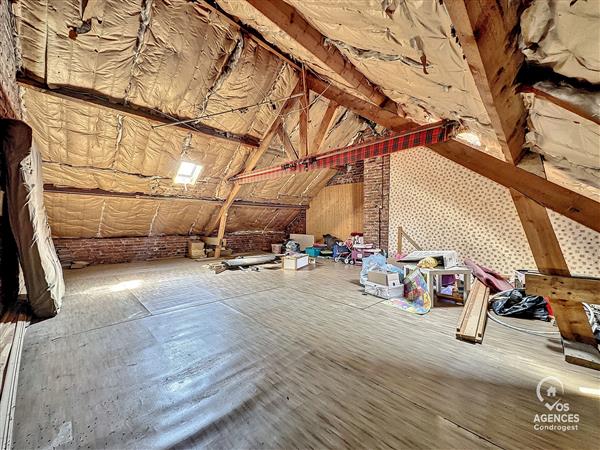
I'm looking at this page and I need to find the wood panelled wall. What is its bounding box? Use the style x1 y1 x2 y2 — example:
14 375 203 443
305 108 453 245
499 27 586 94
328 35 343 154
307 183 363 241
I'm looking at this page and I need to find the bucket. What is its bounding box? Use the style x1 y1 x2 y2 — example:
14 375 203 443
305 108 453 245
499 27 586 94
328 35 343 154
271 243 283 254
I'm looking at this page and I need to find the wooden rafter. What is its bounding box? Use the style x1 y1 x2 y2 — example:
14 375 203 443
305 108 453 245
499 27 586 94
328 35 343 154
18 77 261 148
519 85 600 126
215 0 599 235
43 185 306 210
308 76 408 130
444 0 573 283
311 100 338 154
206 80 303 250
245 0 390 107
429 140 599 233
277 125 298 160
444 0 526 164
299 68 309 157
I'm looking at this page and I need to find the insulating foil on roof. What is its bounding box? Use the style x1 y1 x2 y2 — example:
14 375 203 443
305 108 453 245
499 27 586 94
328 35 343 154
15 0 299 140
224 207 300 233
15 0 140 97
521 0 600 84
218 0 500 157
525 95 600 170
44 192 295 238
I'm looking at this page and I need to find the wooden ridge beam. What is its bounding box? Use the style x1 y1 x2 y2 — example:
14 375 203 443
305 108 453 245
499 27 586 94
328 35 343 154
43 185 306 210
18 77 261 148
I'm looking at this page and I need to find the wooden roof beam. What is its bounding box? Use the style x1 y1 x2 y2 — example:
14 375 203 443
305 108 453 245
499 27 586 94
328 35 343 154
244 0 400 112
311 99 338 154
444 0 526 164
43 185 307 210
308 75 410 131
18 77 261 148
205 80 303 238
519 85 600 126
444 0 571 277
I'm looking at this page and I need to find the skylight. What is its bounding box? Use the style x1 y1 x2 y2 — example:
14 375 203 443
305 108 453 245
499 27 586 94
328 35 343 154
174 161 202 185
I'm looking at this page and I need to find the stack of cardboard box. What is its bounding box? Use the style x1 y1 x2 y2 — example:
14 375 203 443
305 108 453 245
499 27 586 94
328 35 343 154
364 270 404 299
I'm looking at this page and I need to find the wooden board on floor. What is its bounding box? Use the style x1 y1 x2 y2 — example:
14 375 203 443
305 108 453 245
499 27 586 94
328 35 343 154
526 273 599 347
456 280 489 343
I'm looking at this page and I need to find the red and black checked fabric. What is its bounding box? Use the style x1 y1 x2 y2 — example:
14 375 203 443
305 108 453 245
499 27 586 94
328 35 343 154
231 120 456 185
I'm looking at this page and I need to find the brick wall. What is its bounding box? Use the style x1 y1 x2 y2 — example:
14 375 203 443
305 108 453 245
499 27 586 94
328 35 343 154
285 209 306 235
363 156 390 252
224 231 286 254
53 231 289 265
326 161 364 186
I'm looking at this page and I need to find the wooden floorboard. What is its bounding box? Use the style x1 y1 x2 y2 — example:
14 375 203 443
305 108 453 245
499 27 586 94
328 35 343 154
13 259 600 449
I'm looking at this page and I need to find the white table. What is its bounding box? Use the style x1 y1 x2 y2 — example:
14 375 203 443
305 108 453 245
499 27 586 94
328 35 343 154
400 263 472 307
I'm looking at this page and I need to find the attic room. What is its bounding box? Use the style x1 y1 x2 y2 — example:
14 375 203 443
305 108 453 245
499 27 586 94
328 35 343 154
0 0 599 448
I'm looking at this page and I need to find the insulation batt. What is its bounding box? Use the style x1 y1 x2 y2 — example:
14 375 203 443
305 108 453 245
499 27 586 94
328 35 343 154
217 0 503 158
521 0 600 84
15 0 368 238
522 82 600 201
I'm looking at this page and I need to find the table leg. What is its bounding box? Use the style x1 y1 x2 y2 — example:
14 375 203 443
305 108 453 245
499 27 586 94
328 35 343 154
427 273 435 307
464 273 472 302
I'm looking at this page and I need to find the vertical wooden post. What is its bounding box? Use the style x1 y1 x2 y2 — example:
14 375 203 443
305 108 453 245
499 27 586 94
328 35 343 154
214 210 228 258
299 67 309 157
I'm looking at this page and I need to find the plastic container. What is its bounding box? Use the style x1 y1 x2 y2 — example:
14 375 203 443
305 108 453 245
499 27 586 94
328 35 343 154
271 243 283 254
304 247 321 257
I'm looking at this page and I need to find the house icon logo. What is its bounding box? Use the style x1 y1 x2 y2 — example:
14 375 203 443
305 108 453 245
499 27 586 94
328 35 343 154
536 376 565 411
533 375 579 432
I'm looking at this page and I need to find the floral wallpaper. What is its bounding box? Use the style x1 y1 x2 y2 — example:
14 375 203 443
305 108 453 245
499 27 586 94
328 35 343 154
388 147 599 277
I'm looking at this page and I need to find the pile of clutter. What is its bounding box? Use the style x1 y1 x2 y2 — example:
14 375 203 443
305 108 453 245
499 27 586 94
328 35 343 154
360 253 432 315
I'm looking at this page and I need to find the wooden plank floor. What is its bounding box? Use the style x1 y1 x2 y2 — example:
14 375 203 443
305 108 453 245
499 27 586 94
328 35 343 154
13 259 600 449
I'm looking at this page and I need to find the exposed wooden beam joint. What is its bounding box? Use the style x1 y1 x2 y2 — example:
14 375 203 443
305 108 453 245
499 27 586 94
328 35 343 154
244 0 400 112
205 80 303 235
308 75 410 131
277 125 298 160
444 0 526 164
445 1 573 283
18 77 261 148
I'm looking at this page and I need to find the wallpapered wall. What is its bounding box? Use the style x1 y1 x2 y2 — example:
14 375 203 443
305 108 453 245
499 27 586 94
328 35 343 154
388 148 600 277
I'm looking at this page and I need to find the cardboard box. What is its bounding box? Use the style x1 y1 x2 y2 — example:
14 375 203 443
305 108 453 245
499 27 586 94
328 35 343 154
202 237 226 247
400 250 459 268
367 270 401 287
283 254 309 270
290 234 315 251
364 281 404 299
188 240 206 259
